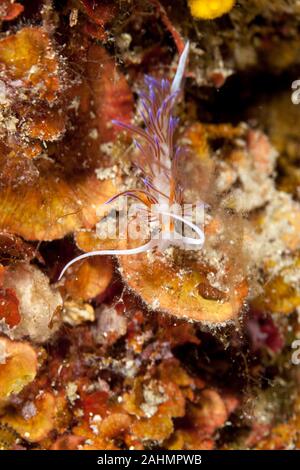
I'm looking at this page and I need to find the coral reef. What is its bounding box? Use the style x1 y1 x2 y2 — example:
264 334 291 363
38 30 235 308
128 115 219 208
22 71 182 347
0 0 300 451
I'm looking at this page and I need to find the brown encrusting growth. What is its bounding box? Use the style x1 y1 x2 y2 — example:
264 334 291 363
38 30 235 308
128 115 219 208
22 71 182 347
0 0 300 451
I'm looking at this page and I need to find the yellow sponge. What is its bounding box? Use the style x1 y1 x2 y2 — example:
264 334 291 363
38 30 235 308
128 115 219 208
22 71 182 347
188 0 236 20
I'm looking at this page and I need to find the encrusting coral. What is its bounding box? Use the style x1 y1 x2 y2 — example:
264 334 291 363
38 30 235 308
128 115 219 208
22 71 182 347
0 0 300 452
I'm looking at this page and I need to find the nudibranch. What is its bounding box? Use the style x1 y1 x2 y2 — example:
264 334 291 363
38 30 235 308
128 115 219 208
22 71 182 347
59 42 205 280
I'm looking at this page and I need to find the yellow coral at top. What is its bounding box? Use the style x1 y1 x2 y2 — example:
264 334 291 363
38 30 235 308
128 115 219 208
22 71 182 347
188 0 236 20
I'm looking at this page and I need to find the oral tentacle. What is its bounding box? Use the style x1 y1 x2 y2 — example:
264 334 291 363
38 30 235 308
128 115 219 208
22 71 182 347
58 239 157 281
171 41 190 94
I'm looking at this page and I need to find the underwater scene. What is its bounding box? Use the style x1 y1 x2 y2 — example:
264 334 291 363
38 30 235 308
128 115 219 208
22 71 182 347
0 0 300 452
